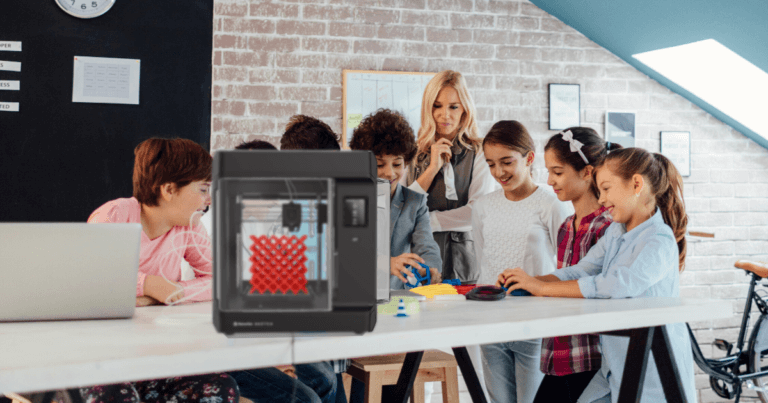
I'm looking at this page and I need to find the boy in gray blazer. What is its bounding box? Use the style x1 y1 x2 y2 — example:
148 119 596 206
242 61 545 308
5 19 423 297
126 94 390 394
349 109 442 289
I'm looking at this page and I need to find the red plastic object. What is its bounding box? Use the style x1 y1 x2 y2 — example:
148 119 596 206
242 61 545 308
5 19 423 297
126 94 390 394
248 234 309 295
454 285 478 295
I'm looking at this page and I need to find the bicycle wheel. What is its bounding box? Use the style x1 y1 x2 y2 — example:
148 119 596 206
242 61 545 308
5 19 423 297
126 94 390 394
748 313 768 402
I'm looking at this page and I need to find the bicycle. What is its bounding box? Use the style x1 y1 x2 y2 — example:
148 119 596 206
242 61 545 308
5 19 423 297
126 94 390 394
690 260 768 403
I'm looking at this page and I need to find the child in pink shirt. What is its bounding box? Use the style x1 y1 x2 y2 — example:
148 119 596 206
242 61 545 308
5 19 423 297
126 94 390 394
88 196 212 303
81 138 239 403
89 137 213 306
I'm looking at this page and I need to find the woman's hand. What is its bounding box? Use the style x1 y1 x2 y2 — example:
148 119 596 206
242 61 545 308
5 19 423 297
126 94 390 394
274 365 297 379
144 274 186 304
427 138 453 173
497 268 546 296
391 253 426 283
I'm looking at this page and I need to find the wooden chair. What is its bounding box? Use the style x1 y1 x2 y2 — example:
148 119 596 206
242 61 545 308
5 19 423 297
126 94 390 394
344 350 459 403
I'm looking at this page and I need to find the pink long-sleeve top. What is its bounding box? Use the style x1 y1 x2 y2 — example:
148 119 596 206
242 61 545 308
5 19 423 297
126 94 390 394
88 197 212 302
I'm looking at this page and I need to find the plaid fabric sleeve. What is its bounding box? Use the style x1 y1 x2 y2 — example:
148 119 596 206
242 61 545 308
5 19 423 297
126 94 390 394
541 208 612 376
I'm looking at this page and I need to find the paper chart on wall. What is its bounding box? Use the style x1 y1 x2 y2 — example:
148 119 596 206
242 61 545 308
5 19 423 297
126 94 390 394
343 71 435 147
72 56 141 105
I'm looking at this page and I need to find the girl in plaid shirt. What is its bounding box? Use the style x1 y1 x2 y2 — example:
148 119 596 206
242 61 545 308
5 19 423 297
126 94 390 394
534 127 618 403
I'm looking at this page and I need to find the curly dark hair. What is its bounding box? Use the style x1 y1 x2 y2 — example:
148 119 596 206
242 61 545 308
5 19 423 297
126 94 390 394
280 115 340 150
349 109 417 163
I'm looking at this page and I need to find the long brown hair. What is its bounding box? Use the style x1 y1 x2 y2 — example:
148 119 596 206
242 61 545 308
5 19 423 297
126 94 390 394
417 70 481 154
595 148 688 271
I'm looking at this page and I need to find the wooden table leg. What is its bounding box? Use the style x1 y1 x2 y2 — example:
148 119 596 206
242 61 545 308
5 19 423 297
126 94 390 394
452 347 488 403
364 370 383 403
410 380 425 403
391 351 424 403
442 366 461 403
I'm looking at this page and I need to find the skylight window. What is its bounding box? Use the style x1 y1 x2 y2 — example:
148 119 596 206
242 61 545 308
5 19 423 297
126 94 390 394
633 39 768 141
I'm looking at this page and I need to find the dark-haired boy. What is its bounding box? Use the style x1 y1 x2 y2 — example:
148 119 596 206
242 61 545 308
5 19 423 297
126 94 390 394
349 109 442 288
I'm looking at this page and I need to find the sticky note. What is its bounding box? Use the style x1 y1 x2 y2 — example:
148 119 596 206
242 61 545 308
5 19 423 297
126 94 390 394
347 113 363 129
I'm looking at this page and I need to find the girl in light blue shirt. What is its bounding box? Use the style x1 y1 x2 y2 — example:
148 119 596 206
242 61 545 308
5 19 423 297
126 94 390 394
498 148 693 403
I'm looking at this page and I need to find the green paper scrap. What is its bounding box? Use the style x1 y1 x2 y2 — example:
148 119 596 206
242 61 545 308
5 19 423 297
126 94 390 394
347 113 363 130
378 296 420 315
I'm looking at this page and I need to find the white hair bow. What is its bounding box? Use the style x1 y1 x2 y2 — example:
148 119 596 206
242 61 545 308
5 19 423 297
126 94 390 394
561 130 589 165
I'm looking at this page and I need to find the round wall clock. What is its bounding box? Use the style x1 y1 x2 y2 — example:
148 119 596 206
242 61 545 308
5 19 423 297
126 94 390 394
55 0 116 19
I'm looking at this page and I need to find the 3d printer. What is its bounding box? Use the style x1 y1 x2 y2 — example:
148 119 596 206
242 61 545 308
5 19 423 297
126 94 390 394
212 150 378 335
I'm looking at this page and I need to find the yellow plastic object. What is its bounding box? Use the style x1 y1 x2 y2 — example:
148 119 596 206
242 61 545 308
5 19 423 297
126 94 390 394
378 297 420 315
409 284 458 299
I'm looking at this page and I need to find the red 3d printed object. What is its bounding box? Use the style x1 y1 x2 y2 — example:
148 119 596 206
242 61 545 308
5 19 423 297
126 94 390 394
249 234 309 295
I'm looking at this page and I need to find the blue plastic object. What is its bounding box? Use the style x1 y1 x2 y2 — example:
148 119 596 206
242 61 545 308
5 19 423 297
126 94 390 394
404 261 430 288
442 279 462 286
502 286 532 296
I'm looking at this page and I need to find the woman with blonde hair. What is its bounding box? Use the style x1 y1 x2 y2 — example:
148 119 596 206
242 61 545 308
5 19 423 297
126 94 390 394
406 70 498 283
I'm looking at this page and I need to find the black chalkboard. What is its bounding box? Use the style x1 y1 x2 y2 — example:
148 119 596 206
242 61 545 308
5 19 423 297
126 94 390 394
0 1 212 222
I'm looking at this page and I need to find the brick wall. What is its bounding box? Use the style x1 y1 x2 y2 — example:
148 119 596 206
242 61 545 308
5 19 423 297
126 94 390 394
211 0 768 401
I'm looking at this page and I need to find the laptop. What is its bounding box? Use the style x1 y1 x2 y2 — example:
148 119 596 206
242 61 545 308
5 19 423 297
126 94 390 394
0 223 141 321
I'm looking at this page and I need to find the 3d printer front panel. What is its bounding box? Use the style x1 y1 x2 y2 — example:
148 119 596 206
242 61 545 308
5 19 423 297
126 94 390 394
216 178 334 313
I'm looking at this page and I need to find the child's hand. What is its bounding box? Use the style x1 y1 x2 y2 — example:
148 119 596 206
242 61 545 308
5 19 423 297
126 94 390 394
414 266 442 284
496 269 516 287
391 253 426 283
275 365 297 379
135 296 160 307
428 268 442 284
499 268 544 296
144 274 186 304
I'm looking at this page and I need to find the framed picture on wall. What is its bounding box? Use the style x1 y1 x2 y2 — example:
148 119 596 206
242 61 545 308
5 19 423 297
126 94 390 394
660 131 691 177
605 111 636 148
548 83 580 130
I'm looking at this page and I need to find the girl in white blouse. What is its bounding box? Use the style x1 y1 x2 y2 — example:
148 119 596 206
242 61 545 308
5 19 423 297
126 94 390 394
472 120 570 403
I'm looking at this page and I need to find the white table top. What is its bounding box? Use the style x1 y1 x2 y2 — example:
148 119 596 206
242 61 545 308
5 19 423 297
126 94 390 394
0 297 730 394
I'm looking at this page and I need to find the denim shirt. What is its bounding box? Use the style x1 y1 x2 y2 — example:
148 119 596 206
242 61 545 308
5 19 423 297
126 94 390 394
389 184 443 290
554 209 696 403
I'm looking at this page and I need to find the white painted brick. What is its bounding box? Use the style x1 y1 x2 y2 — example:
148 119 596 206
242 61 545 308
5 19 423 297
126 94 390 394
714 227 750 241
751 199 768 212
751 227 768 240
709 198 749 213
735 184 768 198
685 198 710 213
688 212 734 227
693 241 734 256
735 213 768 226
692 184 734 198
